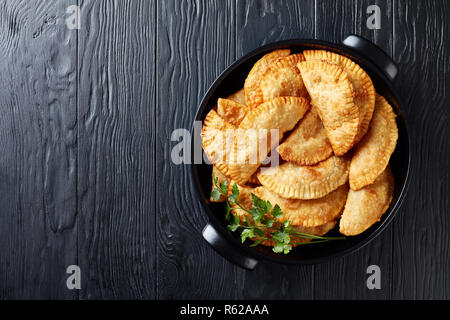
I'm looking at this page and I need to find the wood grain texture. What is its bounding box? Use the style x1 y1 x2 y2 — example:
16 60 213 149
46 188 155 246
0 0 77 299
391 0 450 299
235 0 316 300
0 0 448 300
77 0 156 299
156 0 239 299
313 0 394 299
236 0 315 55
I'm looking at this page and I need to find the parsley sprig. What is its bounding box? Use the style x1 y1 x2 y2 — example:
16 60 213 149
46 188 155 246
211 177 345 254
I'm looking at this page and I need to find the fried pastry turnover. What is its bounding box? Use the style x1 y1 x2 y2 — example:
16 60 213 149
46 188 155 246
303 50 375 144
256 53 309 103
349 94 398 190
257 155 350 200
277 107 333 165
340 167 394 235
201 110 236 179
228 96 310 184
298 60 360 156
253 184 348 227
244 49 291 108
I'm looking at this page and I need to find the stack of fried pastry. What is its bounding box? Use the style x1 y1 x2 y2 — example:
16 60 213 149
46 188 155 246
201 49 398 247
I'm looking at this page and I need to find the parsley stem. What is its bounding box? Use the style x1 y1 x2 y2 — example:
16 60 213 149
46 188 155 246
294 238 345 245
289 231 329 239
290 231 345 241
237 224 270 229
233 202 252 215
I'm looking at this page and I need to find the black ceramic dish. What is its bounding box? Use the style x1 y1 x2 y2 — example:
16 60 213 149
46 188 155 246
191 35 411 270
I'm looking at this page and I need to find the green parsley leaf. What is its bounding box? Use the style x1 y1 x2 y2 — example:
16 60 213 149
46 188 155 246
219 181 228 195
225 201 232 221
266 200 272 212
273 243 284 253
271 204 283 219
240 228 255 243
284 225 292 233
227 214 240 232
254 228 265 237
265 219 275 228
273 243 292 254
244 215 251 227
282 244 292 254
232 183 239 197
229 183 239 204
272 231 290 244
251 194 268 212
250 207 264 223
211 189 221 201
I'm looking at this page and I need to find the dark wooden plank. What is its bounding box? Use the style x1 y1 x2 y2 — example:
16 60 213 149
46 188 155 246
236 0 315 55
392 0 450 299
0 0 446 300
156 0 239 299
234 0 316 300
77 0 156 299
0 0 77 299
315 0 356 43
313 0 394 299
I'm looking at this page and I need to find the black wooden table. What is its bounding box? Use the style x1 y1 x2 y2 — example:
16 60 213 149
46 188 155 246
0 0 448 300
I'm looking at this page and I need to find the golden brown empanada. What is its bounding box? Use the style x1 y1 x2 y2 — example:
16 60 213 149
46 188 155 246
244 49 291 107
226 88 247 105
201 110 236 178
298 60 360 156
340 167 394 235
303 50 375 144
217 98 251 127
257 155 349 200
349 94 398 190
228 96 310 184
277 107 333 165
256 54 309 103
253 184 348 227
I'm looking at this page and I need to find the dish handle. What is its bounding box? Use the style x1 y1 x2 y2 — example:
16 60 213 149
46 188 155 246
342 34 398 81
202 224 258 270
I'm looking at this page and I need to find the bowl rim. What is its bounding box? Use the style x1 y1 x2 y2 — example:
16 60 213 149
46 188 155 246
190 38 412 265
